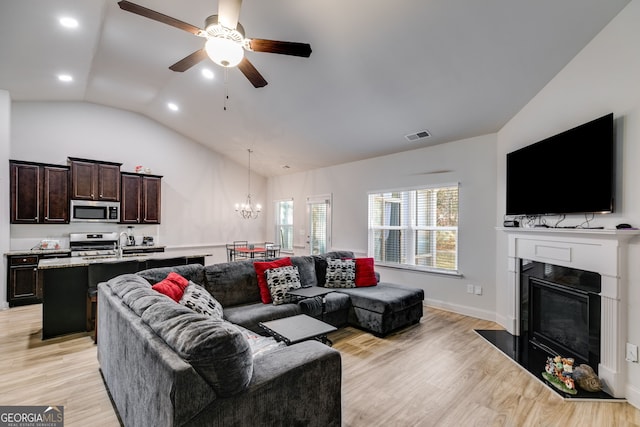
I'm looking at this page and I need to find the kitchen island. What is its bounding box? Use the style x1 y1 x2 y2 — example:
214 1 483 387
39 251 211 339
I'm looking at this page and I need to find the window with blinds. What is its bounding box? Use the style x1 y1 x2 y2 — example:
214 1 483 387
275 200 294 251
308 199 329 255
368 185 459 273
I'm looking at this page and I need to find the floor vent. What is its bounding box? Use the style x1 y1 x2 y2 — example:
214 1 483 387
405 130 431 141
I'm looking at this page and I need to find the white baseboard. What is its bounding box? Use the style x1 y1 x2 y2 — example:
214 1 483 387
0 301 9 310
425 298 496 323
626 383 640 409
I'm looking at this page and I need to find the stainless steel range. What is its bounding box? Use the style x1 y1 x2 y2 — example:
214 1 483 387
70 232 119 258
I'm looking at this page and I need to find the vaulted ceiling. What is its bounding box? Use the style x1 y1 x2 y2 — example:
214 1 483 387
0 0 631 176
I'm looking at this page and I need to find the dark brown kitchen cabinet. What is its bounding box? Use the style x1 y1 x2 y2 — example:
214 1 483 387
7 255 42 306
69 157 121 201
10 161 69 224
121 173 162 224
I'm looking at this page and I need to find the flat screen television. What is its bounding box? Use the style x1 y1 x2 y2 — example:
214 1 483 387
506 113 614 216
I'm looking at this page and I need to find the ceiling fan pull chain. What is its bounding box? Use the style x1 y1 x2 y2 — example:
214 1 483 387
223 68 230 111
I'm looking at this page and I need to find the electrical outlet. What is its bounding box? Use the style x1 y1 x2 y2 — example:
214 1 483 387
474 285 483 296
626 343 638 363
466 284 474 294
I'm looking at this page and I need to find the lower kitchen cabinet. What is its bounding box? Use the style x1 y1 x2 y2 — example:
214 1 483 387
7 255 42 307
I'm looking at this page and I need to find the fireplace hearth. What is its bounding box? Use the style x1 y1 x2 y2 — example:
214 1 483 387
478 260 613 399
476 329 620 400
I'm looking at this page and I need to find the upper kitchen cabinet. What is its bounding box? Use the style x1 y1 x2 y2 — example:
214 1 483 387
121 173 162 224
10 161 70 224
69 157 121 201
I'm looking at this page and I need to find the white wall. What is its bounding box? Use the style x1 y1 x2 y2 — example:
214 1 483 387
495 1 640 407
0 91 11 309
7 101 267 265
267 133 498 321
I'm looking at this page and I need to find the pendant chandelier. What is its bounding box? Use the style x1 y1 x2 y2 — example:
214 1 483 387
235 149 261 219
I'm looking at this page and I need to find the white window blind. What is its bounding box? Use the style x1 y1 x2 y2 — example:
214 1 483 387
307 195 331 255
368 185 459 273
275 200 294 251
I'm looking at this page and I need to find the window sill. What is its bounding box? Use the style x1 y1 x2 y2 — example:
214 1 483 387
375 262 463 278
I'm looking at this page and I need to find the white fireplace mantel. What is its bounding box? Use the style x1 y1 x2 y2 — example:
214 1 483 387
500 227 640 398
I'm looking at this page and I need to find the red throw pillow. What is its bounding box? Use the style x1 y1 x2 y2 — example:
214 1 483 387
254 257 292 303
354 258 377 287
152 272 190 302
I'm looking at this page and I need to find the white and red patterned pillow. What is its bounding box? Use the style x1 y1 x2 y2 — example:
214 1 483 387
179 281 224 319
265 265 302 305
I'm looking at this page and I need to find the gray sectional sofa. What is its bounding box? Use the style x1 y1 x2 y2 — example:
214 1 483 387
97 251 424 426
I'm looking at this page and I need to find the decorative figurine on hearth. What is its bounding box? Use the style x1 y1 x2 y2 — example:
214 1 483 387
573 364 603 392
543 356 577 394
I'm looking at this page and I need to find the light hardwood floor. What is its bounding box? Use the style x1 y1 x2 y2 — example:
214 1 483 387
1 304 639 427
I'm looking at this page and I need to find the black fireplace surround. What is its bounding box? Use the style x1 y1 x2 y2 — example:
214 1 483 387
521 260 601 370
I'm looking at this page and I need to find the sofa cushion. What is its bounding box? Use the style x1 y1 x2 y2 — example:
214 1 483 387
313 256 328 286
354 258 377 287
152 272 189 302
205 260 263 307
141 301 253 397
106 274 169 317
325 258 356 288
223 302 301 334
336 283 424 314
137 264 206 287
290 256 318 287
265 266 302 305
253 257 293 304
180 281 224 319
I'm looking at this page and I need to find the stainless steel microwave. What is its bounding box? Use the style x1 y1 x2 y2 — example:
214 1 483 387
70 200 120 223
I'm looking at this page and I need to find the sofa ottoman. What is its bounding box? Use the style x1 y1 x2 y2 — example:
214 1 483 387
336 283 424 336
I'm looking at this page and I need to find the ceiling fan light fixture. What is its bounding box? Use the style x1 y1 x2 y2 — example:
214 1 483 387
205 36 244 68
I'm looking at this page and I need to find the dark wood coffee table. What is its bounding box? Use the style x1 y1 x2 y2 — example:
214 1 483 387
259 314 337 346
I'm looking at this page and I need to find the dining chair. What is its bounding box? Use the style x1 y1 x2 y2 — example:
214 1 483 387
266 243 281 258
226 243 234 262
233 241 249 260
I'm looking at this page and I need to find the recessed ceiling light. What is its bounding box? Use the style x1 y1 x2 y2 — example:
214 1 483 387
59 17 79 28
57 74 73 82
201 68 214 80
167 102 179 111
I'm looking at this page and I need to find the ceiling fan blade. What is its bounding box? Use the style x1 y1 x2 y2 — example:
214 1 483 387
248 39 312 57
118 1 203 36
169 49 208 72
237 58 268 88
218 0 242 30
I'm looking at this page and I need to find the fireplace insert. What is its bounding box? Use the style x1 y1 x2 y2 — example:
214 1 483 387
521 260 601 370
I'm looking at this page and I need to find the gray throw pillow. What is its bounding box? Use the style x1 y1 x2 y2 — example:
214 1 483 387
180 281 224 319
265 265 302 305
325 258 356 288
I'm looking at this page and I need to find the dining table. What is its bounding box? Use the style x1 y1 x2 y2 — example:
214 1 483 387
229 246 267 261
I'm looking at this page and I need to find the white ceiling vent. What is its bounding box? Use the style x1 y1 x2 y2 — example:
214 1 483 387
405 130 431 142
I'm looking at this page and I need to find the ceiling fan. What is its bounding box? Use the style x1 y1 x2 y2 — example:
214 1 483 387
117 0 312 88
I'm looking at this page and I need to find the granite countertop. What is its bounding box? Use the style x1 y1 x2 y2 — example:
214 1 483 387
38 251 211 269
5 249 71 257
